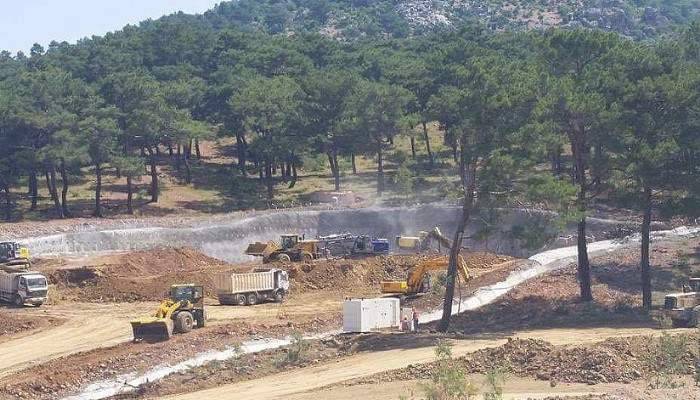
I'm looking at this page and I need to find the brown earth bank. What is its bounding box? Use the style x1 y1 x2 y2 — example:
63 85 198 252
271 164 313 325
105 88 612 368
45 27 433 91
357 333 699 386
34 248 518 304
428 238 700 334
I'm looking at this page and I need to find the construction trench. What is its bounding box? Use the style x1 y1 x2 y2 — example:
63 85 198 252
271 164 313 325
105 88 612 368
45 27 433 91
1 205 698 400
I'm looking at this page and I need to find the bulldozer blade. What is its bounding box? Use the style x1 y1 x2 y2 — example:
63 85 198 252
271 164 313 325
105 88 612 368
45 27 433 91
131 318 174 342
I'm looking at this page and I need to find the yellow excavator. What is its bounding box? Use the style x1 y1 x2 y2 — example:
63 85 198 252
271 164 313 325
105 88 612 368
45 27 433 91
395 227 453 252
383 227 472 295
131 284 206 342
381 255 471 295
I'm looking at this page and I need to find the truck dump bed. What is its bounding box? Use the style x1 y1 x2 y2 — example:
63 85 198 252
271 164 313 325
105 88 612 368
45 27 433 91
215 271 275 294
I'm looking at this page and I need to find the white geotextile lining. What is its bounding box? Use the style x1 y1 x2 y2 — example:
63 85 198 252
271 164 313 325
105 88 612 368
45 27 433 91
62 226 698 399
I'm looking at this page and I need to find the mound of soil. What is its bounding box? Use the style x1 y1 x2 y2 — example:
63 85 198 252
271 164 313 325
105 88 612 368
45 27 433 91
287 252 516 294
0 311 63 339
38 248 240 302
370 333 699 386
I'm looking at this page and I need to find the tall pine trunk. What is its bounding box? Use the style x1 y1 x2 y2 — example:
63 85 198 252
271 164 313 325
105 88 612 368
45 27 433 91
422 121 434 166
265 161 273 206
641 185 652 310
1 181 10 221
183 144 192 184
351 153 357 175
94 163 103 217
376 144 384 194
59 160 70 217
327 151 340 191
29 170 38 211
48 165 64 218
147 147 158 203
194 138 201 159
438 141 476 332
126 175 134 214
410 137 416 159
571 128 592 302
236 132 247 176
289 162 298 189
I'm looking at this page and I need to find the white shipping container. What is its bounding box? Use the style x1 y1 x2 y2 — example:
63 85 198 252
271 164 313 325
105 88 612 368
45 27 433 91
215 271 275 294
343 298 401 333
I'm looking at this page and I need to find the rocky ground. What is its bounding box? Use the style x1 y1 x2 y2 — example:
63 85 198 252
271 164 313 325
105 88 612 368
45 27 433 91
362 333 699 386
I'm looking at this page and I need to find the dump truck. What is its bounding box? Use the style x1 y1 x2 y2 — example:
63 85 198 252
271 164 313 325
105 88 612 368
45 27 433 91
215 268 289 305
319 233 390 257
0 269 48 306
131 284 206 342
0 242 30 269
395 227 452 252
664 278 700 327
381 255 472 296
246 234 322 263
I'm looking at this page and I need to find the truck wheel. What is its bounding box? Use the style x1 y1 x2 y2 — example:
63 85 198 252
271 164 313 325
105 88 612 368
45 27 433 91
273 291 285 303
301 252 313 263
277 254 291 263
175 312 194 333
246 293 258 306
235 294 247 306
12 295 23 307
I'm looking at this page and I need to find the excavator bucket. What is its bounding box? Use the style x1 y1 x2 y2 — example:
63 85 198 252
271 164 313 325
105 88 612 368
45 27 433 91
130 317 174 342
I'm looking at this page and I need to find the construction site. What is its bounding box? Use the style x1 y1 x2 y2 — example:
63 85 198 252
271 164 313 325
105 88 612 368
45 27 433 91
0 205 697 400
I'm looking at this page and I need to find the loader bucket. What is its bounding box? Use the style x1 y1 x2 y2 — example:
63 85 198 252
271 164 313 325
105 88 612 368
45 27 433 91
245 242 272 256
131 317 174 342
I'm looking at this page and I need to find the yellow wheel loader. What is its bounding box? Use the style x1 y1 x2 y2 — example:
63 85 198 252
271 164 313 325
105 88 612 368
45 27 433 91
245 234 321 263
131 284 206 342
381 255 472 296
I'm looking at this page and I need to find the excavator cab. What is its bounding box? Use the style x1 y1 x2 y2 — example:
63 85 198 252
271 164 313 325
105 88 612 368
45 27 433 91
131 284 206 342
0 242 29 267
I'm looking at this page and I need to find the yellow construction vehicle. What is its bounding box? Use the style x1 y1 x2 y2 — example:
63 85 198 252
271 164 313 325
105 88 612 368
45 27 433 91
664 278 700 327
0 242 30 270
381 255 471 295
131 284 206 342
395 227 453 252
245 234 321 263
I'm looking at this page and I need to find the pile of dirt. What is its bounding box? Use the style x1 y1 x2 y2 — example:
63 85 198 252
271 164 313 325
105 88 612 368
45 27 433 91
369 334 698 386
0 311 63 339
287 252 516 294
37 248 242 302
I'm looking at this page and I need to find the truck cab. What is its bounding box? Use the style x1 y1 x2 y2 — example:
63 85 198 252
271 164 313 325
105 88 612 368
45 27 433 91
6 272 48 306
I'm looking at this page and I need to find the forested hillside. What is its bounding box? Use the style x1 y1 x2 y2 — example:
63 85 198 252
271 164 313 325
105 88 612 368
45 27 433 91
196 0 700 40
0 0 699 225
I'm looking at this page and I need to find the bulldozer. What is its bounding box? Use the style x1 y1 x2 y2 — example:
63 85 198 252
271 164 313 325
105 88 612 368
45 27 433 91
395 227 453 252
246 234 321 263
664 278 700 328
381 255 472 296
131 284 206 342
0 242 30 270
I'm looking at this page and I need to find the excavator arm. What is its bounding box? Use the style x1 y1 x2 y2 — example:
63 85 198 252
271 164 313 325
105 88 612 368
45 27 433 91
405 255 471 292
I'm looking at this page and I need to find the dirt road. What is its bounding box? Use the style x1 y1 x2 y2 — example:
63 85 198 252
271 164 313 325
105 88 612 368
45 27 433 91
284 377 620 400
0 303 142 378
165 326 680 400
